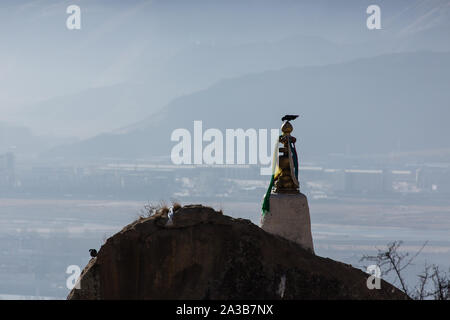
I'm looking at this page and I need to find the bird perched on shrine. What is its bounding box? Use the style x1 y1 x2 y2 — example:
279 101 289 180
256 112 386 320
281 114 299 121
89 249 98 258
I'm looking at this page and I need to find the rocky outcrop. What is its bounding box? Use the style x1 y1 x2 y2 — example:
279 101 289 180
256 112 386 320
68 205 408 300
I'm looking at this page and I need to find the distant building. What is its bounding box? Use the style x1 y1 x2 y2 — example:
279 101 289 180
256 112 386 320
323 168 345 192
344 169 383 194
416 166 450 193
0 152 15 188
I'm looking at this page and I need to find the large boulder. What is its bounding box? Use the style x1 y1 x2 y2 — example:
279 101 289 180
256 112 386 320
68 205 407 300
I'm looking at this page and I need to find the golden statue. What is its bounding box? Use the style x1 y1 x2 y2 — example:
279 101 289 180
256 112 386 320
274 115 300 194
262 115 300 215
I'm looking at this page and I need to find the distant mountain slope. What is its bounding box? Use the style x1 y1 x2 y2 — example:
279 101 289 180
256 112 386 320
5 1 450 138
0 122 76 156
14 34 378 138
46 51 450 160
19 83 166 139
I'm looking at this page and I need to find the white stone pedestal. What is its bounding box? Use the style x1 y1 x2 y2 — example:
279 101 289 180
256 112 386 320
260 193 314 254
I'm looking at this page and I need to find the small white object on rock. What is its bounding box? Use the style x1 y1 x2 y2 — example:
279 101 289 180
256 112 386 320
277 275 286 298
166 207 174 226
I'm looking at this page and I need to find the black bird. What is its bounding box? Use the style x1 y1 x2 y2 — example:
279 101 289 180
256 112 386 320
281 114 299 121
89 249 98 258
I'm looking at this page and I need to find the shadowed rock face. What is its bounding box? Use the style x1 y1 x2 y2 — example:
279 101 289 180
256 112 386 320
68 205 408 300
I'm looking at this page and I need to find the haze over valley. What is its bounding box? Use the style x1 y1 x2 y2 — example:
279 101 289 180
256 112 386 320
1 0 450 299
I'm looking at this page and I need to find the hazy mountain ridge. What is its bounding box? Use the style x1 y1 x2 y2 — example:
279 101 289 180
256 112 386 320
3 0 450 139
45 51 450 161
0 122 76 156
10 34 382 138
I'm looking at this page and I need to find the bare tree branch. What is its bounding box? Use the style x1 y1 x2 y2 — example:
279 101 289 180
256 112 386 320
362 241 450 300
